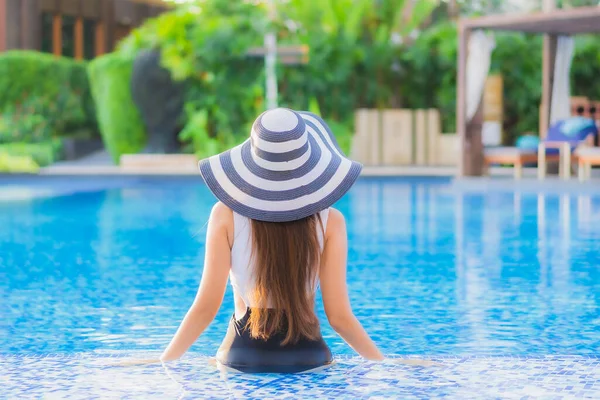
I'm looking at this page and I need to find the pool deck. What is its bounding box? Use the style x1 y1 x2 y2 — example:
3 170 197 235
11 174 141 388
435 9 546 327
4 150 600 184
40 150 460 176
39 164 461 176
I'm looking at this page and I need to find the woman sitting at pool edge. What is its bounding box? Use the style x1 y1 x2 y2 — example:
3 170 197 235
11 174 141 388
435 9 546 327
160 108 384 373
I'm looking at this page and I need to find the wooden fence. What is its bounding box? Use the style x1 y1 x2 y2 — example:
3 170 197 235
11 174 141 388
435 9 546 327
351 108 459 167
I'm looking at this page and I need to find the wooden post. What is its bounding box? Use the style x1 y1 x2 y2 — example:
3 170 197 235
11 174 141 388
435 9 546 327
246 45 309 65
540 0 557 138
95 21 105 56
457 22 469 176
0 0 6 52
74 17 83 60
457 22 486 176
466 99 485 176
52 13 62 56
447 0 459 19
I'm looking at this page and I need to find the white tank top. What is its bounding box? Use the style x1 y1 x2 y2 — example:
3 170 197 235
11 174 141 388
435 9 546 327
230 209 329 312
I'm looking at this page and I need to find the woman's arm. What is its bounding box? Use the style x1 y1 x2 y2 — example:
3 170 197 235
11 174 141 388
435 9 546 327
160 202 233 362
319 208 384 361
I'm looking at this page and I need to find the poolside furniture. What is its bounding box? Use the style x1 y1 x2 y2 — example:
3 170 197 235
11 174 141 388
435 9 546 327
483 117 597 179
456 6 600 177
483 147 543 179
483 135 561 179
536 141 573 180
576 146 600 181
537 117 598 180
483 133 547 179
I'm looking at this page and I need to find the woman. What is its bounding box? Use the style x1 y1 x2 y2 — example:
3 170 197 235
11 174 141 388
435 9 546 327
160 108 384 373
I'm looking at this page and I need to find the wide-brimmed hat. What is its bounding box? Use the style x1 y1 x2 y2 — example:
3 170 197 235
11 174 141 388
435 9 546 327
198 108 362 222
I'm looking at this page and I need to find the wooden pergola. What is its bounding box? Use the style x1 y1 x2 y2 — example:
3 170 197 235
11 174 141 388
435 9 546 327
457 5 600 177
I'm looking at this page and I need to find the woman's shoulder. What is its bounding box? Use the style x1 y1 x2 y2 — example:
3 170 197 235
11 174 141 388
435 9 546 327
209 202 235 243
211 201 234 220
325 208 346 237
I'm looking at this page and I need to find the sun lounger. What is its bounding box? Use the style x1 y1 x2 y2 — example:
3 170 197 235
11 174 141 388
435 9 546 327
538 117 598 180
575 146 600 181
484 117 597 179
483 147 551 179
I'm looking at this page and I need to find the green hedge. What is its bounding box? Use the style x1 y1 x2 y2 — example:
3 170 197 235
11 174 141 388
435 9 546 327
0 140 62 167
88 53 146 163
0 51 95 133
0 152 39 173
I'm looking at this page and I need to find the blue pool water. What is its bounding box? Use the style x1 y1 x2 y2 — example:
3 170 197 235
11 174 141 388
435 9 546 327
2 176 600 398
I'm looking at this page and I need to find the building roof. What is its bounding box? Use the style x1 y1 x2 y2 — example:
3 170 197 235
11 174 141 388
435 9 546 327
462 5 600 35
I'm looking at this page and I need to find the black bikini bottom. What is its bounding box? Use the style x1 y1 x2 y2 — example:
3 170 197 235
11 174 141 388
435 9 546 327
216 308 333 374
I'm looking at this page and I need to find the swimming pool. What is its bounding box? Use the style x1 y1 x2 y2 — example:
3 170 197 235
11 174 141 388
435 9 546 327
2 176 600 398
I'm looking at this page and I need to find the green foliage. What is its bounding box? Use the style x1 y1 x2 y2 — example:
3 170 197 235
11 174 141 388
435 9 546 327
0 139 62 167
557 0 600 7
0 51 95 135
178 105 237 159
327 119 353 155
400 21 457 131
404 24 600 144
279 0 438 119
0 91 87 144
490 33 543 142
571 35 600 100
117 0 600 153
119 1 267 155
307 96 352 155
0 152 39 173
118 0 436 155
0 110 50 144
88 53 146 163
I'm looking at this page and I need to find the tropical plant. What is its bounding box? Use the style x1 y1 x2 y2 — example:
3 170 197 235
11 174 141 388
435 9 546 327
115 0 440 156
88 53 146 163
279 0 439 116
111 0 600 155
119 0 267 155
0 90 84 144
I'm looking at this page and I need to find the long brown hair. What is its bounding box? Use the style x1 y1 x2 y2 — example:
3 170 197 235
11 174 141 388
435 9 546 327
247 214 322 345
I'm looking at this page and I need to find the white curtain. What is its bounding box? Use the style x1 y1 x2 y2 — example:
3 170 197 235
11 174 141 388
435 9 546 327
550 36 575 125
466 30 496 122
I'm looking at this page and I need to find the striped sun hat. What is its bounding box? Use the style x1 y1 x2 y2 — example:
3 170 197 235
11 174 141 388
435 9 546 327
198 108 362 222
